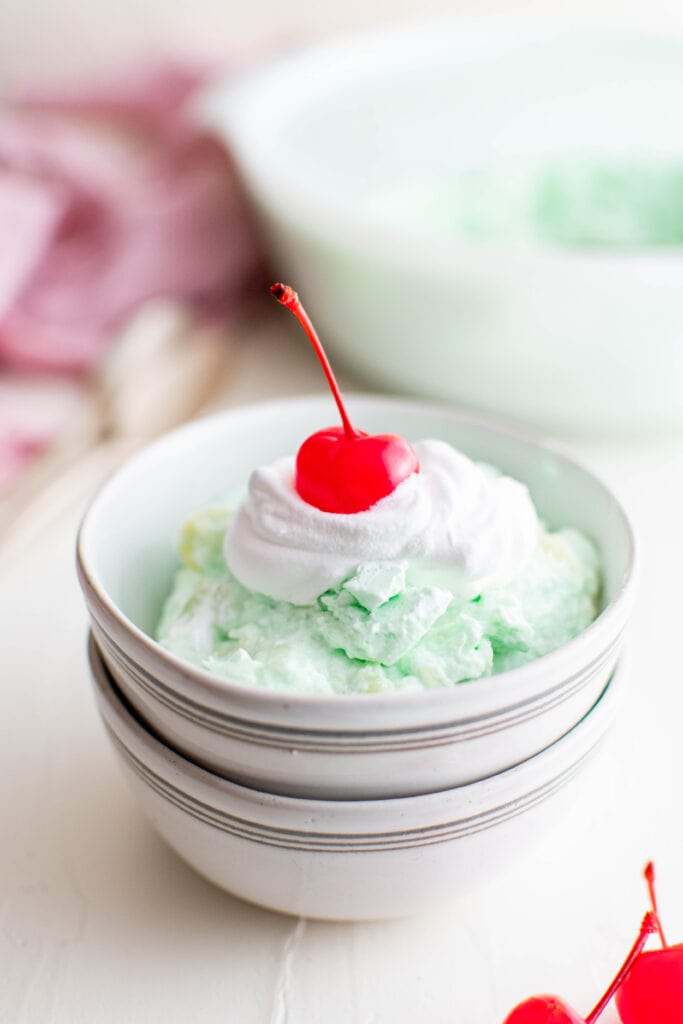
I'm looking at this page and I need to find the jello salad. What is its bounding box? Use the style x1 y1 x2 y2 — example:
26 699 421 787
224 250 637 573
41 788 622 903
157 285 601 696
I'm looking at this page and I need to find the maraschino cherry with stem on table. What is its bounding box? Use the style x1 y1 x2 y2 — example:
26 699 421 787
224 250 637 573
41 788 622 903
502 912 657 1024
615 862 683 1024
270 282 419 514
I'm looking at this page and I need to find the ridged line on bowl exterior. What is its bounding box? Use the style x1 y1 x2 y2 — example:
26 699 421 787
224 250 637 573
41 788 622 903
76 394 637 730
92 622 623 751
90 636 623 844
105 721 598 852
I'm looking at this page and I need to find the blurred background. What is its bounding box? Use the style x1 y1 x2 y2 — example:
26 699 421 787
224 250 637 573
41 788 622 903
4 0 681 83
2 0 683 552
3 7 683 1023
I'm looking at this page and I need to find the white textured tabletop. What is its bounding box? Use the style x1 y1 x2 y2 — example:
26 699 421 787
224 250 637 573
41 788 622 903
2 315 683 1024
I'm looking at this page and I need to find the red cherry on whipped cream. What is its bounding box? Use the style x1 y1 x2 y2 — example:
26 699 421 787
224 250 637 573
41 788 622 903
616 863 683 1024
502 913 657 1024
270 282 419 514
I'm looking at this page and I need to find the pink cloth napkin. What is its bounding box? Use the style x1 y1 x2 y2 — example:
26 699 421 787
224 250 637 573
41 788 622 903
0 58 261 493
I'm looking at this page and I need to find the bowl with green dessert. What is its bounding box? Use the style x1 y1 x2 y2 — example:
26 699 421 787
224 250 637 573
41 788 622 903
78 384 634 799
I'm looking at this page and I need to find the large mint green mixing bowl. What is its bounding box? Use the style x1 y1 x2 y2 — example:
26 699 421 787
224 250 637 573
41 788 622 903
202 22 683 436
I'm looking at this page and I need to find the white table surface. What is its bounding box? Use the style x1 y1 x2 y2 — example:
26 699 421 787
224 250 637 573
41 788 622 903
2 312 683 1024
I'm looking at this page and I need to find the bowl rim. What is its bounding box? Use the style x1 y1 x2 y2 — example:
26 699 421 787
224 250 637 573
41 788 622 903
77 392 637 719
199 17 683 266
89 632 623 835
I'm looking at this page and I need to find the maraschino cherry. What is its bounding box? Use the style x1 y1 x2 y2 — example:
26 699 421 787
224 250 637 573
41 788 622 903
616 862 683 1024
503 913 657 1024
270 283 419 513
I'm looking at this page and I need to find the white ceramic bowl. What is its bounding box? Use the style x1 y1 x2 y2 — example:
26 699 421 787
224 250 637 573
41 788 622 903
202 23 683 436
89 634 624 920
77 395 635 799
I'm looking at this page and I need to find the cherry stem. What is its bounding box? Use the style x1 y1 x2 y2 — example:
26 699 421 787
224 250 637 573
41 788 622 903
585 913 657 1024
644 861 668 947
270 283 358 441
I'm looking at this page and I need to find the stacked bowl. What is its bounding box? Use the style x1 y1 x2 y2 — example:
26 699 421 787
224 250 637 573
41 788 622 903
78 395 636 919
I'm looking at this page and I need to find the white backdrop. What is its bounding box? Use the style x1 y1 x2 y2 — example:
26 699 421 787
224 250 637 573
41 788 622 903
3 0 683 85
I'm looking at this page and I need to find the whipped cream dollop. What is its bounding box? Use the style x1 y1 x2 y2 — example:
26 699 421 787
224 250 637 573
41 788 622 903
224 440 540 606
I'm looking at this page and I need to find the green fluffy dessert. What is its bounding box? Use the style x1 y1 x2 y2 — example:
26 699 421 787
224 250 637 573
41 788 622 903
458 162 683 247
157 505 601 696
368 162 683 248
